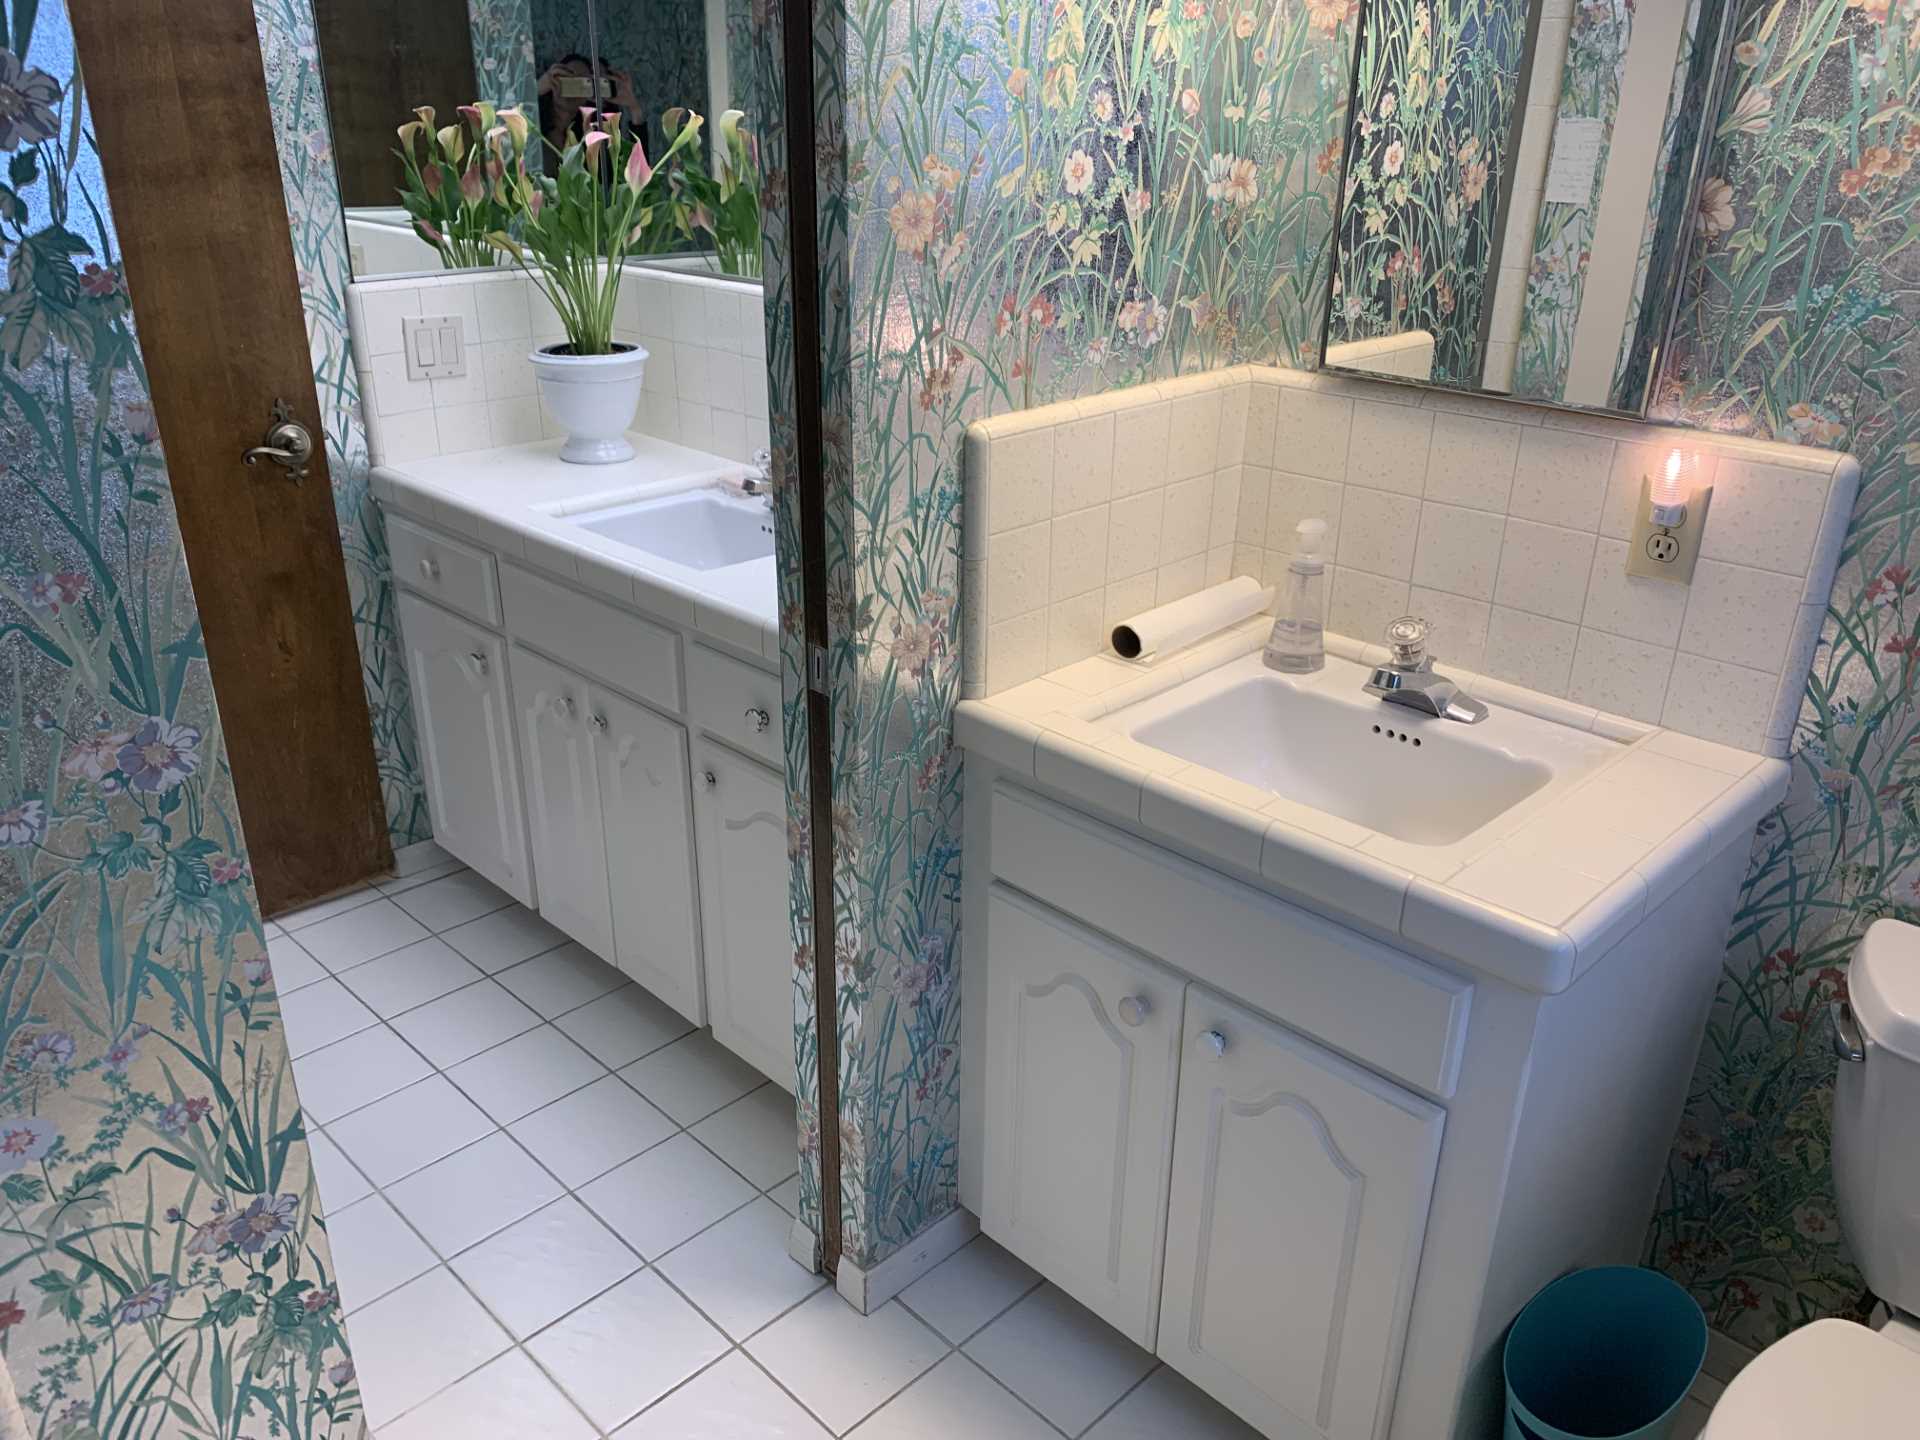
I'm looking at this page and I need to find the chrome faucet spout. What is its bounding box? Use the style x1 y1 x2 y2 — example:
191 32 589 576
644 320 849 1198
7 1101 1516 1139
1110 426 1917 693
1362 616 1489 725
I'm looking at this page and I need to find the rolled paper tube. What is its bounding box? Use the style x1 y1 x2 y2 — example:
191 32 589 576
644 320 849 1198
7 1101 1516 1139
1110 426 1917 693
1110 576 1272 662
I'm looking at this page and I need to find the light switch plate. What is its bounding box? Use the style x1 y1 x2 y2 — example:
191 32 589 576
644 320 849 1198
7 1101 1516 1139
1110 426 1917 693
1626 477 1713 584
402 314 468 380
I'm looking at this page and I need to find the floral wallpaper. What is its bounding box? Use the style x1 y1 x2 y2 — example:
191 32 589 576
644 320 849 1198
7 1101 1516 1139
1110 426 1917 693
1331 0 1528 385
469 0 539 111
1644 0 1920 1347
256 0 431 849
808 0 1358 1267
0 4 358 1431
1508 0 1630 400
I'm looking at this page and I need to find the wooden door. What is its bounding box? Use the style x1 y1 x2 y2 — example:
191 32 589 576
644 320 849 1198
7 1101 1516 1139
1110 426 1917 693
1159 989 1444 1440
593 686 704 1024
396 595 531 904
981 885 1184 1347
692 740 793 1087
510 647 613 955
72 0 390 913
313 0 480 208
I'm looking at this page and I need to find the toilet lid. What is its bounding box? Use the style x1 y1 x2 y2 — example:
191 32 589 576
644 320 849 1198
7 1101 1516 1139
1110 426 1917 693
1705 1319 1920 1437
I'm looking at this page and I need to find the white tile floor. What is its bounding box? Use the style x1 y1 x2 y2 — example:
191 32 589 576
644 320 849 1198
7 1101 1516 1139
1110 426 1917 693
284 843 1727 1439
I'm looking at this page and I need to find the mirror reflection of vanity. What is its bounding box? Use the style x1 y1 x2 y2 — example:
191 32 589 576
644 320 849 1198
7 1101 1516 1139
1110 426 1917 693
313 0 759 282
1323 0 1734 416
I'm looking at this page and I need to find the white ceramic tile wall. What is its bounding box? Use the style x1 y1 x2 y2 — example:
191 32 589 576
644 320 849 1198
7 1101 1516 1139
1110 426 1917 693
965 364 1858 757
961 371 1249 696
345 266 770 468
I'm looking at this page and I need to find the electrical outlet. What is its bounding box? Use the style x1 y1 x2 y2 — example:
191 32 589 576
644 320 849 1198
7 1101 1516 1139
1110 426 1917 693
402 314 468 380
1626 477 1712 584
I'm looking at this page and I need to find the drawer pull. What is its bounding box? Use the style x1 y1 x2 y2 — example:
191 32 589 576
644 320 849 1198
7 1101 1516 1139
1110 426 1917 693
591 711 609 734
1198 1029 1228 1060
702 768 718 789
1117 995 1150 1027
551 695 576 722
419 556 440 581
467 649 489 678
745 706 772 734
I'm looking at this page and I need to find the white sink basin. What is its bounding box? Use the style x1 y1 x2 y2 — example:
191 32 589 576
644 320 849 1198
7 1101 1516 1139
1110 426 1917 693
571 489 773 571
1112 654 1616 846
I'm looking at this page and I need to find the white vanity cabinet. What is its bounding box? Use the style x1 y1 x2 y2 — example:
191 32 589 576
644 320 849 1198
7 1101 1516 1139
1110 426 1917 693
396 592 532 906
387 506 790 1082
692 737 795 1090
980 884 1183 1346
510 646 615 957
1160 990 1443 1440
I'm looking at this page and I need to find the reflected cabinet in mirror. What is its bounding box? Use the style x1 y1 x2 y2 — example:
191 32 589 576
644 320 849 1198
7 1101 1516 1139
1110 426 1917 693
312 0 762 281
1320 0 1735 416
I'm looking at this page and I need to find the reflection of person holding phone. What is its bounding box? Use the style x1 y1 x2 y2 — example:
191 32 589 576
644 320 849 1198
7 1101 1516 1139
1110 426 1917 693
537 54 645 151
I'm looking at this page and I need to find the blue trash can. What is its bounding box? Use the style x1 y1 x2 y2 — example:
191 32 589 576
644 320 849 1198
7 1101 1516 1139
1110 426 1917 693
1503 1266 1707 1440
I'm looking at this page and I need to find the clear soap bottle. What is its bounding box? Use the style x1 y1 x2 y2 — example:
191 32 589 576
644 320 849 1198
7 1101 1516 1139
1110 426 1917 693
1263 518 1327 673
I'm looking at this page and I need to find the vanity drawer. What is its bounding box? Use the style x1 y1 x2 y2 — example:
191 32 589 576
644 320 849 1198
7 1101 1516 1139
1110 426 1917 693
688 644 781 766
388 513 500 626
990 783 1473 1098
501 562 682 714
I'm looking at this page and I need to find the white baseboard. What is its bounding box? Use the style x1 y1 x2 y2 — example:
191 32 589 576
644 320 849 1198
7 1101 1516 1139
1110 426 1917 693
787 1214 821 1273
833 1207 980 1315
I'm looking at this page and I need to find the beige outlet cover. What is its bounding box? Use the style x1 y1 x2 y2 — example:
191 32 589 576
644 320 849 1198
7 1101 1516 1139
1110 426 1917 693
1626 477 1713 584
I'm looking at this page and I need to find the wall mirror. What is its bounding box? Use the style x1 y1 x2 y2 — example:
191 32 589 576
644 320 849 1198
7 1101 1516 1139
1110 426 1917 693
313 0 763 283
1320 0 1735 416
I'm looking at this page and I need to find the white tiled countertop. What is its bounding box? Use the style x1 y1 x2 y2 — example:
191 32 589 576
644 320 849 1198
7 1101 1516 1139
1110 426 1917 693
957 616 1789 994
371 437 779 662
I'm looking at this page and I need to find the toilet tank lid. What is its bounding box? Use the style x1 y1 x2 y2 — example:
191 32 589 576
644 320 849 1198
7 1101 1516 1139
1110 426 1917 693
1856 919 1920 1063
1706 1319 1920 1437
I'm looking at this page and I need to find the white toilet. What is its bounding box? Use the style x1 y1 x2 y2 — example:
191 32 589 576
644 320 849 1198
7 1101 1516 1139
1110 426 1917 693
1705 918 1920 1434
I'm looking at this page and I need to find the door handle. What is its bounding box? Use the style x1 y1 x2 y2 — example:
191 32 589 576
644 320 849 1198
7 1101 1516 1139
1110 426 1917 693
242 399 315 482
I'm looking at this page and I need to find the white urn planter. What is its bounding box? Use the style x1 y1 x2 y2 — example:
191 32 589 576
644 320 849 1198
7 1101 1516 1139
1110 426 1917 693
529 343 649 464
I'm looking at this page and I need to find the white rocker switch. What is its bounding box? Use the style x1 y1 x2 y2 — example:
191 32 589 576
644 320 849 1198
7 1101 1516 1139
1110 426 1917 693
403 315 468 381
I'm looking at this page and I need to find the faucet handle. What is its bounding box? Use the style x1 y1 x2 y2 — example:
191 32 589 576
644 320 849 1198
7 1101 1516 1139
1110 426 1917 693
1384 615 1431 669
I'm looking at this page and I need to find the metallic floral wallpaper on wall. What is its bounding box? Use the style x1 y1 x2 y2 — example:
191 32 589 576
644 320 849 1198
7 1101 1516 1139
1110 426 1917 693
1644 0 1920 1347
255 0 431 849
0 3 358 1431
469 0 540 112
807 0 1360 1267
1331 0 1528 385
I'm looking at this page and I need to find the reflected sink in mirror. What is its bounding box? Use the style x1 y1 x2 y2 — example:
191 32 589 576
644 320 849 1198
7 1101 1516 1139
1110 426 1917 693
570 489 774 572
1113 654 1617 847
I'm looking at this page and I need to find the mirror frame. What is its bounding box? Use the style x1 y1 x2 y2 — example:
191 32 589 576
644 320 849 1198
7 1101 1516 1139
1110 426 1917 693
1316 0 1739 419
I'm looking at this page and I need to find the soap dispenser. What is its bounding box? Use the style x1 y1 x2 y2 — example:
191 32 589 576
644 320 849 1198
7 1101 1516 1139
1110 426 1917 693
1264 518 1327 673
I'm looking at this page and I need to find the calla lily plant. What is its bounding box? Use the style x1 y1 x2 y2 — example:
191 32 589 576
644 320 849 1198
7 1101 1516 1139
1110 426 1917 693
649 108 763 278
485 109 703 356
394 102 526 269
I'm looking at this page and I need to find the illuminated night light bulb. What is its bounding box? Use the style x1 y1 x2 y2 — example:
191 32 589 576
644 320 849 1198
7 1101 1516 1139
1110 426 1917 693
1650 448 1694 527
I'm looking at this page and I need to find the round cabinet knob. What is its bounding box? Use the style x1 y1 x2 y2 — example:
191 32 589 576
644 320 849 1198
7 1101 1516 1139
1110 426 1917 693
419 556 440 581
1198 1029 1228 1060
552 695 576 721
591 712 609 734
703 769 718 789
1117 995 1150 1027
745 706 772 734
467 650 489 677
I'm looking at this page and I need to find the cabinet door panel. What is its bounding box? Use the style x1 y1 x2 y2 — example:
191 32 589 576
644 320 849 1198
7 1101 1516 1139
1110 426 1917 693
1160 991 1443 1440
509 646 613 956
691 742 792 1087
982 885 1183 1347
396 593 531 904
593 686 704 1023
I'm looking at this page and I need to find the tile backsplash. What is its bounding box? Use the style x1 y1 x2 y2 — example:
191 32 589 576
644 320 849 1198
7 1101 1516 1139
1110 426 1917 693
345 265 770 467
964 365 1858 757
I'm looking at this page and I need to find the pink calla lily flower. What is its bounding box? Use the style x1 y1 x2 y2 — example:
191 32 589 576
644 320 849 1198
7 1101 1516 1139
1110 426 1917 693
582 130 611 158
459 166 485 204
625 138 652 194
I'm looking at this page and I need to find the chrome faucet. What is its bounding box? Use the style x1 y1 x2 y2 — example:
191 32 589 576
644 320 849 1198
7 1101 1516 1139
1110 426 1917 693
1364 616 1488 725
740 449 775 506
